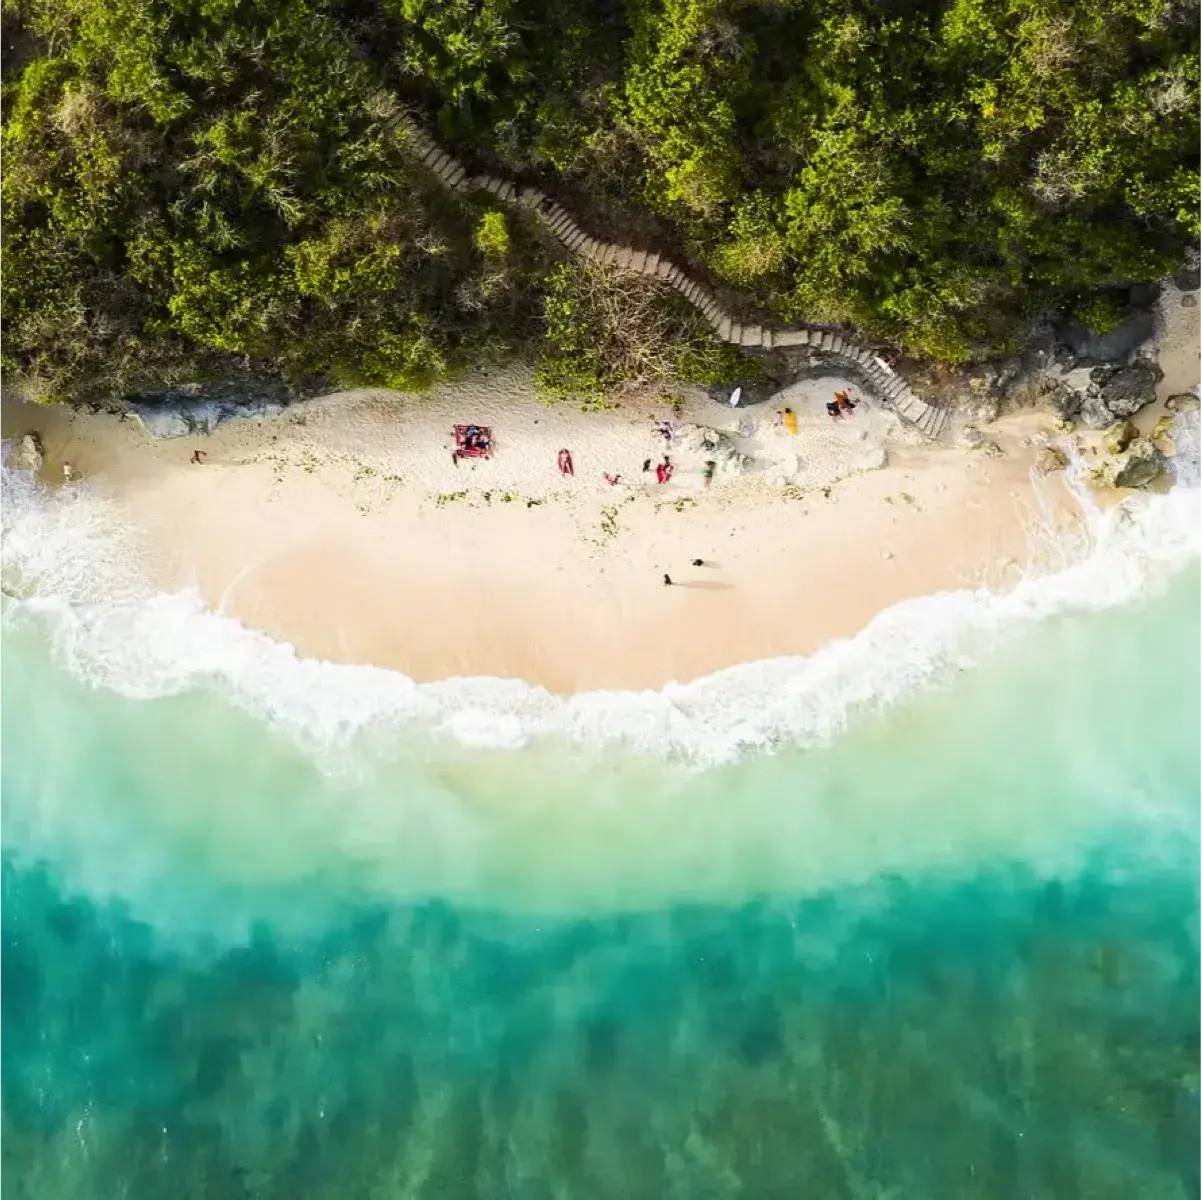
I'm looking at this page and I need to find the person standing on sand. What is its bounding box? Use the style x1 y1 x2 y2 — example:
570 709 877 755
663 574 673 586
61 462 73 482
703 459 717 488
190 450 207 464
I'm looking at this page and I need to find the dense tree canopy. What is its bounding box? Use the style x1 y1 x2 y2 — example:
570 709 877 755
2 0 1197 404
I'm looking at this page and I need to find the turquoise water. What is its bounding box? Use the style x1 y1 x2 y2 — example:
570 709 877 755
3 551 1199 1197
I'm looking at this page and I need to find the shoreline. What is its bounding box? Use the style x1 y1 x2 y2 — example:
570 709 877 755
4 370 1095 695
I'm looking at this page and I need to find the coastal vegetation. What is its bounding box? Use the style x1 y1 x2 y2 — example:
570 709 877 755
2 0 1198 405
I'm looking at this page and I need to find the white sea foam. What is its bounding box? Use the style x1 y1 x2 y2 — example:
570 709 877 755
3 415 1199 767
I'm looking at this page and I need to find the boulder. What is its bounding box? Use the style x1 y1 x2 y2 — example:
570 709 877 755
131 407 191 439
1078 393 1116 429
1112 438 1165 489
1052 358 1162 428
958 426 1003 457
1098 360 1161 419
1151 414 1176 449
1102 419 1138 455
964 396 1000 424
1034 445 1069 474
1166 392 1200 412
11 432 44 472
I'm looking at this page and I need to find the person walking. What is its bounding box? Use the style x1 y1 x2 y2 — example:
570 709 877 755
663 574 673 586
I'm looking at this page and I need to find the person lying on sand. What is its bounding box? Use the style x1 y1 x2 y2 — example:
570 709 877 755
835 390 857 415
825 401 842 421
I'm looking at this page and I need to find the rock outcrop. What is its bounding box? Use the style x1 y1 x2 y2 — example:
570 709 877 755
10 432 44 472
1111 438 1166 489
1102 419 1138 455
958 426 1003 457
1034 445 1069 474
1051 360 1162 428
129 395 288 439
126 376 294 439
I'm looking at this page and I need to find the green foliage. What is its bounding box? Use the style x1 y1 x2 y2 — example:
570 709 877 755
1075 294 1128 336
2 0 1197 405
622 0 748 221
473 210 510 258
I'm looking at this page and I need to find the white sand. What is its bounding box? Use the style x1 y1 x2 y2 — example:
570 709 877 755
4 363 1105 693
1155 282 1201 403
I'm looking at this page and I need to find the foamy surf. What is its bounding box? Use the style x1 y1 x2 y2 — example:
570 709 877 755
2 415 1199 767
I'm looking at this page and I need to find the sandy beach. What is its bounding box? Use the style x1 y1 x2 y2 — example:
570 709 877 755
3 284 1196 694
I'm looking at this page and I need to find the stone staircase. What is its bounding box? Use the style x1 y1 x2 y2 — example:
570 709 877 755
401 119 951 441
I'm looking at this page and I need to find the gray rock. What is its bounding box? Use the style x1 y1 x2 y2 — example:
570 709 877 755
1099 361 1161 419
131 407 191 439
1079 394 1116 429
11 432 44 472
1172 265 1201 292
129 396 287 439
1112 438 1165 489
958 426 1003 457
1183 293 1198 309
1166 392 1200 412
1035 445 1069 474
964 396 1000 424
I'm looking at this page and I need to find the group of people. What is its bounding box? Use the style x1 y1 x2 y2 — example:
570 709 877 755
641 456 674 484
663 559 709 586
776 391 858 429
462 425 490 452
826 391 857 420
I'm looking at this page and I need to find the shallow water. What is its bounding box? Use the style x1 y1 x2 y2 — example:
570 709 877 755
2 429 1200 1197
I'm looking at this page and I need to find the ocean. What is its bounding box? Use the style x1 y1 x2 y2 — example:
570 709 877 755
2 423 1199 1198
